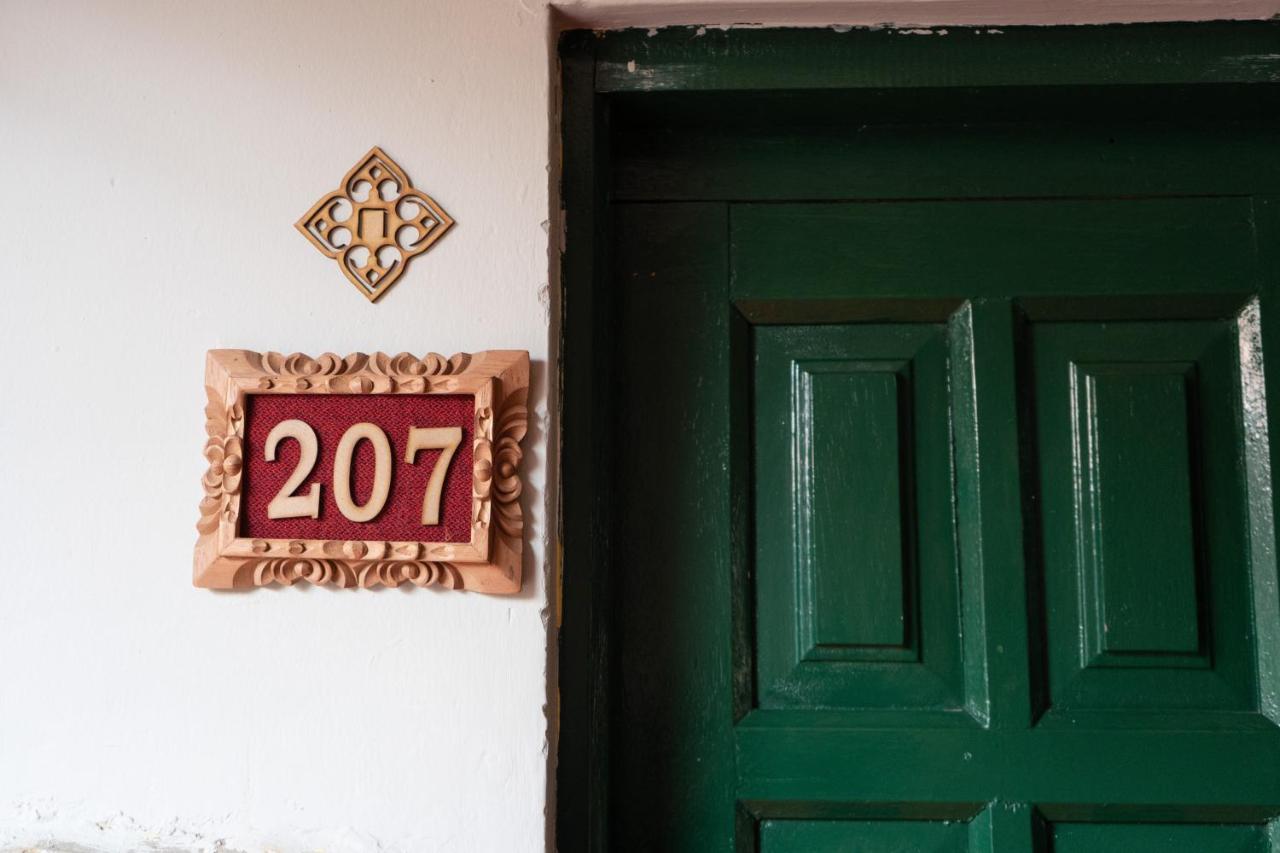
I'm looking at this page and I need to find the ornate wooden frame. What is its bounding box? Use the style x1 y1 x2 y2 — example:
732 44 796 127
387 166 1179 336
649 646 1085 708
193 349 529 593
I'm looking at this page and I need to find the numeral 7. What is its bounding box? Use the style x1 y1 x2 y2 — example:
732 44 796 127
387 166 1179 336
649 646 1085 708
405 427 463 525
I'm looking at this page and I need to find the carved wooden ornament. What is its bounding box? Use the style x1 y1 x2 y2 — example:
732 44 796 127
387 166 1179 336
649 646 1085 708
193 349 529 593
296 147 454 302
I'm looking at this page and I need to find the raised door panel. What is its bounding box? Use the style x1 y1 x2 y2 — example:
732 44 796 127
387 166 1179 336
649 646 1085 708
1025 318 1259 713
1074 363 1202 664
803 366 908 653
754 323 964 710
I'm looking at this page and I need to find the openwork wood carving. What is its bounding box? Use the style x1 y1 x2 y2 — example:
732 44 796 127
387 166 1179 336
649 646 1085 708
194 349 528 593
296 147 455 303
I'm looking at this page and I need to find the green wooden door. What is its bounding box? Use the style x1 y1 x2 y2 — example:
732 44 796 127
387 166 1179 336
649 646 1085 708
566 27 1280 853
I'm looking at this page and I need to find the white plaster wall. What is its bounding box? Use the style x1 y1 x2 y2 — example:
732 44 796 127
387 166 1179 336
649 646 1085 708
0 2 553 851
2 2 1278 852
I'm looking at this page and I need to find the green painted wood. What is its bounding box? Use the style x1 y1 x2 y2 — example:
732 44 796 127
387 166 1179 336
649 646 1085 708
968 801 1040 853
754 324 964 709
1247 196 1280 726
614 119 1280 202
555 30 615 853
1050 821 1267 852
592 24 1280 93
1030 320 1256 707
731 198 1258 305
609 202 736 850
735 724 1280 808
558 23 1280 853
1078 365 1200 657
803 366 906 649
760 817 969 852
950 301 1035 730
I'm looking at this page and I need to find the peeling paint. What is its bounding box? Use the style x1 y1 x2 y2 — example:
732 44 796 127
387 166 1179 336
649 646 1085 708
1237 298 1280 722
556 0 1280 30
1216 53 1280 80
538 282 551 325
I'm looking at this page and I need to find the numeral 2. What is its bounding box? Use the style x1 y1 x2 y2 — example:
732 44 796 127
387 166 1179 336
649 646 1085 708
264 419 321 519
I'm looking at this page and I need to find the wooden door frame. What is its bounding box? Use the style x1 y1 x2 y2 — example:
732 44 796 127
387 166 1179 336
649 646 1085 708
555 22 1280 852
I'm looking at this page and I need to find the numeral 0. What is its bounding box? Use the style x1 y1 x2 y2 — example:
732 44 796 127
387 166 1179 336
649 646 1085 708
332 423 392 522
265 421 462 525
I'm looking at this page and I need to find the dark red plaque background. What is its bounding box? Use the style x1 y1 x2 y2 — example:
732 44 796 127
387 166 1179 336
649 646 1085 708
241 394 474 542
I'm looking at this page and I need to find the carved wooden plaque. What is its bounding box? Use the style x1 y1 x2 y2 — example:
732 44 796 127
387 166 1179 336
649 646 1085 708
194 349 528 593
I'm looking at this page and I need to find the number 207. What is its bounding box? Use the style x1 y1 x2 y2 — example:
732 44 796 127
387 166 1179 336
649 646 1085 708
264 420 461 525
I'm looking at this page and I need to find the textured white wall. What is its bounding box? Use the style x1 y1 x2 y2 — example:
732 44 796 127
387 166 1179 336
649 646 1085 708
0 2 553 851
2 1 1276 852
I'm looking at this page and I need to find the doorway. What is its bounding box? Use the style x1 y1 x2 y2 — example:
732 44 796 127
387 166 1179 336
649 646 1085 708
558 23 1280 852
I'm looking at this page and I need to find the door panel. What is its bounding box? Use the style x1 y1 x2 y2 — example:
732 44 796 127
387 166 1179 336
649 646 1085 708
754 323 964 710
1028 319 1259 714
760 818 971 852
1049 821 1268 853
731 197 1256 304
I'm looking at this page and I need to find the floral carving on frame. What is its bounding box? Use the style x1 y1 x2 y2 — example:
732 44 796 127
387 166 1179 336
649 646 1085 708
296 147 455 303
193 349 528 593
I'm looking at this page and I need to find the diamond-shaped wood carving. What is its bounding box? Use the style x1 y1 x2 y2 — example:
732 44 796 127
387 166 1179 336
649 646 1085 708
296 147 454 302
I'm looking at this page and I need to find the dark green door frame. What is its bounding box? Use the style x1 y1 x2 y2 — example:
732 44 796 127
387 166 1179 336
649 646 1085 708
556 22 1280 853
